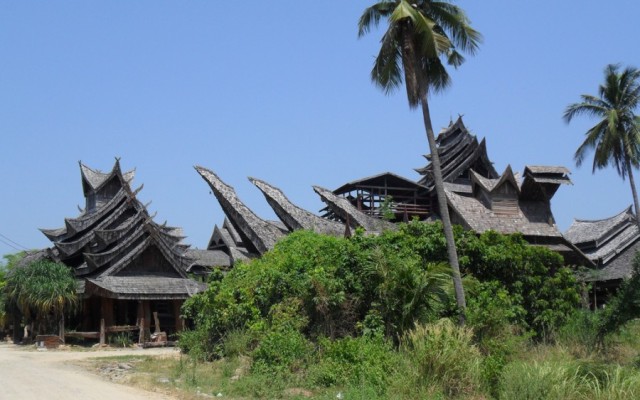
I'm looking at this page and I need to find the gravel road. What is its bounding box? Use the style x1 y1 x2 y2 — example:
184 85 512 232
0 342 178 400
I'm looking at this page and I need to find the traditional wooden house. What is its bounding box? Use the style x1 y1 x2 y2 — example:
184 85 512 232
194 118 591 269
565 207 640 303
39 160 206 343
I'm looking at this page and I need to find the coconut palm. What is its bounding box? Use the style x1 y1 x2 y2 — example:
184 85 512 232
564 64 640 226
359 0 482 320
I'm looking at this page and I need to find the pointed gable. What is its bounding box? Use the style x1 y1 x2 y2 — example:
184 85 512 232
416 117 498 188
40 160 198 298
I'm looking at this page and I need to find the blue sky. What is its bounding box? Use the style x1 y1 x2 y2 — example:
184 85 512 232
1 1 639 257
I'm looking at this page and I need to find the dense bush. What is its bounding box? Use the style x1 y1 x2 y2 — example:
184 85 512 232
182 222 581 360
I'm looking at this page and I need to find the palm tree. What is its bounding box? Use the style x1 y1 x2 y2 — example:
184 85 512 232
564 64 640 227
6 260 78 340
359 0 482 321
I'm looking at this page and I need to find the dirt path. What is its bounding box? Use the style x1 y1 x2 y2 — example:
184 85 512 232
0 342 178 400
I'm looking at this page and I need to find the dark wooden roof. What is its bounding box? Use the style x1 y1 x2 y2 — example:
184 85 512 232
565 207 640 280
39 160 197 299
446 189 562 237
186 249 232 270
80 161 135 195
250 177 345 236
333 172 428 195
195 166 286 255
85 277 207 300
416 117 498 188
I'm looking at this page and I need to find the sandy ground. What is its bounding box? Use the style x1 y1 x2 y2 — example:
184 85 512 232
0 342 178 400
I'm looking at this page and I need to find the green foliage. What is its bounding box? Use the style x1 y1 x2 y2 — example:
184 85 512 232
110 332 133 348
598 253 640 343
0 252 26 329
251 328 312 373
184 223 581 362
5 258 78 334
499 360 640 400
462 231 581 336
379 195 395 221
557 309 602 356
309 335 397 393
400 318 483 397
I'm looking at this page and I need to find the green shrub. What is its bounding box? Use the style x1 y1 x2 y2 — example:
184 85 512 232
309 335 397 394
222 329 256 358
252 328 311 373
401 318 483 397
557 309 601 356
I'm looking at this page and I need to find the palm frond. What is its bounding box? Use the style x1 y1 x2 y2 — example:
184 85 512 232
371 25 403 94
358 1 396 37
426 1 482 55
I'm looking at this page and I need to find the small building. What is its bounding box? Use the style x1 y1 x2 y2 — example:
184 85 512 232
565 207 640 304
39 160 206 342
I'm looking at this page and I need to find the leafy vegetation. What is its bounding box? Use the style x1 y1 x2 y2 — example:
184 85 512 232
4 258 78 337
172 222 614 398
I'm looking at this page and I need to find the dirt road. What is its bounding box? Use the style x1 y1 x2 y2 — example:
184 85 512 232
0 342 177 400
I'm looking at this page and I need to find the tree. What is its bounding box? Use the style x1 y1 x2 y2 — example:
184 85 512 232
564 64 640 226
5 259 78 339
358 0 482 321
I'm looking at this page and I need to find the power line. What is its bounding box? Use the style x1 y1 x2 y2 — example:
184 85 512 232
0 236 21 252
0 233 29 251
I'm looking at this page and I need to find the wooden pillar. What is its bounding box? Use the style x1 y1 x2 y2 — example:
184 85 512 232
59 314 65 344
173 300 184 333
142 300 151 342
101 297 114 327
153 312 161 334
99 318 106 345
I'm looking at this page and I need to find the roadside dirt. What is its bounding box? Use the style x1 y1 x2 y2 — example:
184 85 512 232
0 341 178 400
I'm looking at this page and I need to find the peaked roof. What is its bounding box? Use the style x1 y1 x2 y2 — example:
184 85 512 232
565 206 635 246
565 207 640 279
40 160 194 291
416 117 498 188
195 166 286 254
470 165 520 194
250 177 345 236
333 172 428 195
79 160 135 195
445 188 562 237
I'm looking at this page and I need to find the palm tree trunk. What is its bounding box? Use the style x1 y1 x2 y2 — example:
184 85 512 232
626 159 640 228
420 96 467 322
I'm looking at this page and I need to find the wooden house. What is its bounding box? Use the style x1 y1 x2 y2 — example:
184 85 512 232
565 207 640 304
39 160 206 343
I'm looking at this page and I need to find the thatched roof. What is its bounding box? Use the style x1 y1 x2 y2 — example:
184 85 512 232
195 166 286 254
186 248 232 269
250 177 345 236
39 160 198 299
416 117 498 188
85 276 207 300
445 189 562 237
80 161 135 195
566 207 640 281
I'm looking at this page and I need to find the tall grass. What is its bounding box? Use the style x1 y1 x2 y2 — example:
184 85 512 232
399 318 483 398
499 360 640 400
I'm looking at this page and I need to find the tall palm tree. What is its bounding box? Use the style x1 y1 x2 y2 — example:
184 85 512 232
564 64 640 227
359 0 481 321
